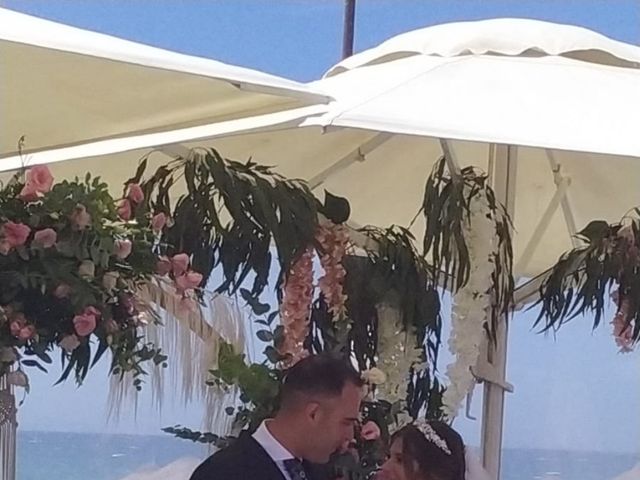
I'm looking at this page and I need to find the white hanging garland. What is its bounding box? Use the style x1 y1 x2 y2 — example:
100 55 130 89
442 190 497 419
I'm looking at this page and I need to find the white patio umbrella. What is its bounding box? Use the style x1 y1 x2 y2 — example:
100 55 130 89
2 18 640 479
0 7 328 160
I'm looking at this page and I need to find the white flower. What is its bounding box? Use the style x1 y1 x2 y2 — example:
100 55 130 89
78 260 95 279
376 304 424 403
102 271 119 291
59 334 81 353
362 367 387 385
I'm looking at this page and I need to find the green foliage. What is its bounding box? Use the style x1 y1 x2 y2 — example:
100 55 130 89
138 148 319 308
421 156 514 342
535 216 640 343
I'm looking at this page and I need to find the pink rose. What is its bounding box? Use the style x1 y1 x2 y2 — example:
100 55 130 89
9 320 22 337
73 311 97 337
33 228 57 248
117 199 132 221
127 184 144 204
360 421 381 441
2 222 31 248
19 165 54 201
70 204 91 230
175 271 203 292
18 324 36 341
114 239 132 259
19 183 40 202
155 256 172 276
53 283 72 299
151 213 167 234
171 253 190 276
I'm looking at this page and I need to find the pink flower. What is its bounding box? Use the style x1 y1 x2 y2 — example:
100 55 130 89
127 183 144 204
33 228 57 248
114 239 132 259
19 183 40 202
360 421 381 441
171 253 190 276
18 324 36 341
2 222 31 248
70 204 91 230
117 199 132 221
73 311 97 337
175 271 203 292
155 256 172 276
9 320 22 337
53 283 72 299
151 213 167 234
19 165 54 201
83 306 102 319
8 313 34 341
612 297 634 353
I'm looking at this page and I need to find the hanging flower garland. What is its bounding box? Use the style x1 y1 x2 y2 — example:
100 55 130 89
277 247 315 365
441 190 496 419
421 158 513 419
316 221 349 319
277 220 350 365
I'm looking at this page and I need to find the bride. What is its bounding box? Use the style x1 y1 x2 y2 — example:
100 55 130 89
375 420 490 480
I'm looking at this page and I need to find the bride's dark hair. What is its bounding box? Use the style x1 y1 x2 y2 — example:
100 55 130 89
391 420 466 480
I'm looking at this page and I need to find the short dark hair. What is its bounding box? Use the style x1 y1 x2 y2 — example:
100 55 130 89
279 354 363 409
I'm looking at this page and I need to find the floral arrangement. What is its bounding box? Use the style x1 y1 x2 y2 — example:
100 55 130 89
536 214 640 352
0 164 202 387
157 154 446 480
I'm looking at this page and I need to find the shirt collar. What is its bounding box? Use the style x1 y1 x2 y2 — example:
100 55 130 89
252 420 296 463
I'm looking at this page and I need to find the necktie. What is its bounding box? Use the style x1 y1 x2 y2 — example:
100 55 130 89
283 458 308 480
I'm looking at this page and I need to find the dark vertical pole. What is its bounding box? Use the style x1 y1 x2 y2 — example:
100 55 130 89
342 0 356 59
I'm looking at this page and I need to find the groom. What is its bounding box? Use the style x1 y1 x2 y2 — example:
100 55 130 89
190 353 364 480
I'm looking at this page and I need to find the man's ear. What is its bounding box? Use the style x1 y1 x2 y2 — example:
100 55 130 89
304 402 321 422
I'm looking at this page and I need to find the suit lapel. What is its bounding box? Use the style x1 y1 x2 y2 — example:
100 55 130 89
239 432 288 480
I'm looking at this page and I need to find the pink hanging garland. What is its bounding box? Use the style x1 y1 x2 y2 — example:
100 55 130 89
316 222 349 319
278 248 314 365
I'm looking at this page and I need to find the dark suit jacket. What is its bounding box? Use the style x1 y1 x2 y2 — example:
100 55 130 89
189 432 332 480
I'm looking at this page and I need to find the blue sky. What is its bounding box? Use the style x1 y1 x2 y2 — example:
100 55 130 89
1 0 639 454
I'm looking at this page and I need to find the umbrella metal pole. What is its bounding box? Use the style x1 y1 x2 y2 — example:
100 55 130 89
342 0 356 59
481 144 517 480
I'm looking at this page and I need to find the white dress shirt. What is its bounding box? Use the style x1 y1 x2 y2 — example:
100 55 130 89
253 420 296 480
